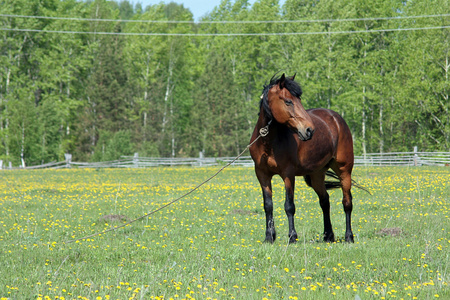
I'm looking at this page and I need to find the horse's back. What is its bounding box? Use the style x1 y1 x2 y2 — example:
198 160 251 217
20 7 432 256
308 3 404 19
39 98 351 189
307 108 347 127
307 108 352 140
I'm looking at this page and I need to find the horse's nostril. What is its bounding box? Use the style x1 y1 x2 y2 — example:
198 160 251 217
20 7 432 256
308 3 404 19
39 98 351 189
306 127 314 138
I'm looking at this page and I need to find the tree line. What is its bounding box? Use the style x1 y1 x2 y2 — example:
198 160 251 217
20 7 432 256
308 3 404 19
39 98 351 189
0 0 448 166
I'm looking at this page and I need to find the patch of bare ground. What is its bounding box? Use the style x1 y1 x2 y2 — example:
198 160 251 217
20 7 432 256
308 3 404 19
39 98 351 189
376 227 403 237
99 214 130 222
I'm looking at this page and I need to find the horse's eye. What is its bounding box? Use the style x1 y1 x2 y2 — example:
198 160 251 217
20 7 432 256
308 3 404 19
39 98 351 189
284 99 293 106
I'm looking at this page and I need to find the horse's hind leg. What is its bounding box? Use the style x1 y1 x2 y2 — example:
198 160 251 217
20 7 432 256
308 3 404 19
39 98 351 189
332 165 354 243
340 171 354 242
309 173 335 242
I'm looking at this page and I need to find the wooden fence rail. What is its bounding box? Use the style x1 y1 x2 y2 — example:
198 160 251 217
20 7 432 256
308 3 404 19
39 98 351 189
1 151 450 170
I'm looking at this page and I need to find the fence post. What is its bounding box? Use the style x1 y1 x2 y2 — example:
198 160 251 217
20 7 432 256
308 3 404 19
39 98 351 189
133 153 139 168
65 153 72 168
198 151 204 167
413 146 418 166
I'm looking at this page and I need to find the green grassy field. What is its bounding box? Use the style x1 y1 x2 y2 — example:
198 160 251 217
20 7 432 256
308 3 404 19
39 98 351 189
0 166 448 299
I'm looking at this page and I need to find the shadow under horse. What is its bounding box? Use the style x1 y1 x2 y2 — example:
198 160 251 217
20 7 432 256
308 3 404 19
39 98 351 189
250 73 367 244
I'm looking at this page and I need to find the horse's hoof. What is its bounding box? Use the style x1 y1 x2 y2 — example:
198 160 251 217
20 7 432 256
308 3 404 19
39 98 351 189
289 232 298 244
264 237 275 244
264 233 276 243
345 233 354 243
323 232 335 243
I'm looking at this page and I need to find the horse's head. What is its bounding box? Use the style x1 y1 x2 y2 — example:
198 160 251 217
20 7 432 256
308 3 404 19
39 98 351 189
261 73 315 141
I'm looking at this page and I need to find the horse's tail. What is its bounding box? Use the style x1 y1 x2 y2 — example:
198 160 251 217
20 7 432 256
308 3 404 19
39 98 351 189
303 170 371 194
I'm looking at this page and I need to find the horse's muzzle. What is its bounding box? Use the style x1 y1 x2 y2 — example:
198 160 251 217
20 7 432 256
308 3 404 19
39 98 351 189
298 127 314 141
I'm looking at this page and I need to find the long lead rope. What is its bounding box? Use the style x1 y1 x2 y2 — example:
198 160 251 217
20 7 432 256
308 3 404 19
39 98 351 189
65 124 270 244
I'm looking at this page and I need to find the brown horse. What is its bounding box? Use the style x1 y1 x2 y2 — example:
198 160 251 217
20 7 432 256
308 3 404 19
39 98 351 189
249 73 356 243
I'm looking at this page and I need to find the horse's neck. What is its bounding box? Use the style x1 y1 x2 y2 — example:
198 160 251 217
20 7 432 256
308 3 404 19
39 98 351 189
257 110 291 141
257 109 272 130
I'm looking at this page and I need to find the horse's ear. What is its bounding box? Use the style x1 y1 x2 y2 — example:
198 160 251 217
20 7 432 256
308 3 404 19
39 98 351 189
279 73 286 89
290 73 296 81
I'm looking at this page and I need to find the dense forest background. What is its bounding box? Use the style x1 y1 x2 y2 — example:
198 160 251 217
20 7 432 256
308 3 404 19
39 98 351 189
0 0 449 166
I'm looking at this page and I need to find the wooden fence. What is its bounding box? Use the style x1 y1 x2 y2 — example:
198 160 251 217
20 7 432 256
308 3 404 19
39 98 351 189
354 151 450 166
1 151 450 170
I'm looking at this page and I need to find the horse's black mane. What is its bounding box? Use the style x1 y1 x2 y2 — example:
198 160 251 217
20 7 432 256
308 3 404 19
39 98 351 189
259 73 303 121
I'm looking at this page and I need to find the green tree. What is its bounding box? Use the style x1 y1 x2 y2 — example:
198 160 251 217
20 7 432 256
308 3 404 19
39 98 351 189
395 0 450 151
123 2 196 158
0 0 88 165
0 0 449 165
75 0 133 161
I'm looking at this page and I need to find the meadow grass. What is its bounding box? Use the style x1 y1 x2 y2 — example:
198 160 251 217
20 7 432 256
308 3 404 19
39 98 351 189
0 166 448 299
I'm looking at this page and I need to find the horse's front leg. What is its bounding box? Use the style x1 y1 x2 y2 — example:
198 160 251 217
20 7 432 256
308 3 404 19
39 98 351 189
257 173 276 243
284 175 298 243
262 185 276 243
